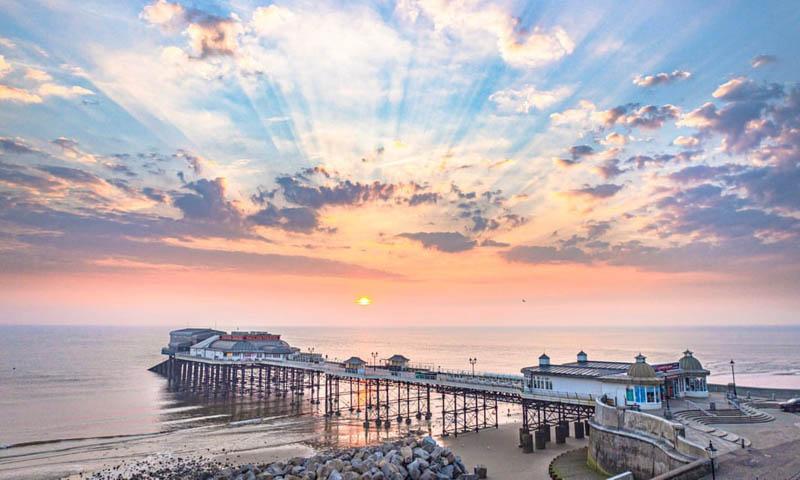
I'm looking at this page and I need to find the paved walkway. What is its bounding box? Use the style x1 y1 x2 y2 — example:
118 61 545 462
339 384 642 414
548 447 606 480
703 437 800 479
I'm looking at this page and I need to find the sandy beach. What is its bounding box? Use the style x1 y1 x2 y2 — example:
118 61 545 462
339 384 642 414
0 416 589 480
0 422 315 480
440 422 590 479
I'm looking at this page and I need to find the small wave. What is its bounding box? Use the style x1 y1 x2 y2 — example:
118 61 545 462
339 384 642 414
3 431 161 450
160 414 230 425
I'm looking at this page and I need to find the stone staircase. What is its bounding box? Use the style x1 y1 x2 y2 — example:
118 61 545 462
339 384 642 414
673 402 774 448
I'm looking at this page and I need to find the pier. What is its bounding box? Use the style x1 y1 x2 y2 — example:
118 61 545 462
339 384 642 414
149 352 596 441
151 327 714 450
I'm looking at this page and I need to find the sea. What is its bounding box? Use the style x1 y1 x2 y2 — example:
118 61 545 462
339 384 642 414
0 324 798 471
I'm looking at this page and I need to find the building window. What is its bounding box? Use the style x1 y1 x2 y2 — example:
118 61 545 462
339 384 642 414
529 375 552 390
635 386 646 403
626 388 634 402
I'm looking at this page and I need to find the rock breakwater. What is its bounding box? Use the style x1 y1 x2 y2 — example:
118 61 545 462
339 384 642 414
88 436 478 480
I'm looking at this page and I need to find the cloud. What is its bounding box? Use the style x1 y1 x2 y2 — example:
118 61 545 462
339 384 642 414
172 177 242 224
0 84 42 103
37 82 94 98
489 84 571 114
502 245 591 265
249 204 319 233
712 77 782 102
399 231 476 253
678 77 787 153
0 55 10 77
140 0 240 57
407 192 440 206
25 68 51 82
751 54 777 69
601 103 680 129
0 137 40 155
669 164 741 183
565 183 623 199
594 159 627 179
673 135 700 147
275 173 400 209
480 239 509 248
37 165 101 184
632 70 691 87
569 144 594 159
185 19 240 57
400 1 573 68
140 0 185 29
601 132 627 146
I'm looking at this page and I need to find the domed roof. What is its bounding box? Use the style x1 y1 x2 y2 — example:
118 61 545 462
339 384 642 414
627 353 657 379
679 349 704 371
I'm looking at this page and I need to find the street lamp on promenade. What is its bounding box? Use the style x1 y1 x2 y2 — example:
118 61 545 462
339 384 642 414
371 352 379 370
730 359 737 398
705 441 717 480
469 357 477 376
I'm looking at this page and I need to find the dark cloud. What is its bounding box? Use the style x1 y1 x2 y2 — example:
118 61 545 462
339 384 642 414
594 159 627 179
399 231 477 253
407 192 441 206
502 245 591 265
172 178 241 224
569 145 594 159
276 174 399 209
0 160 61 191
566 183 623 199
140 1 239 58
0 137 40 155
37 165 101 184
669 164 741 183
603 103 679 129
480 239 510 248
142 187 168 202
679 78 786 154
249 204 319 233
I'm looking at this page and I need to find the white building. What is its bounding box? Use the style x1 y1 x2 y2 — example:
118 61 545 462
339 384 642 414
522 350 709 410
188 331 299 361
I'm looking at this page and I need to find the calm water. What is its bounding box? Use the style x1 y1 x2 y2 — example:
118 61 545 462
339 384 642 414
1 324 799 447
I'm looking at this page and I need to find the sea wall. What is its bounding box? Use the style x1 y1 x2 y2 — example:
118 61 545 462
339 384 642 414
708 383 800 400
588 400 709 480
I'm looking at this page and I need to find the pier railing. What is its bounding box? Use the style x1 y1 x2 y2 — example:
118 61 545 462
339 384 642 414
171 353 599 405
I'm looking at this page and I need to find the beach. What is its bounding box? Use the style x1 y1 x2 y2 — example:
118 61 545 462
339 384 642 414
0 419 594 480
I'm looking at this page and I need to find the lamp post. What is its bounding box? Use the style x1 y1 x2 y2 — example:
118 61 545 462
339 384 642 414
705 441 717 480
730 359 737 398
371 352 379 370
469 357 477 376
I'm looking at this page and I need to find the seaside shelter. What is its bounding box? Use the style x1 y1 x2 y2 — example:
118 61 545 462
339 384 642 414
344 356 367 374
386 354 410 371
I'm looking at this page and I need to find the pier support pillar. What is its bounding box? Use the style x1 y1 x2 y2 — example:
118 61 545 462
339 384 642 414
555 424 567 444
574 421 585 439
521 432 533 453
534 430 546 450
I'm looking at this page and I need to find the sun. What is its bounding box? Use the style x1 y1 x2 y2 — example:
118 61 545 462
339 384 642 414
356 296 371 306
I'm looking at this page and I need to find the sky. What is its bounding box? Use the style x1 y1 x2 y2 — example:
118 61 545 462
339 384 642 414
0 0 799 327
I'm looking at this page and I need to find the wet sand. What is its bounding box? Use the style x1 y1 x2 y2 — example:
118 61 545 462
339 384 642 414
440 422 590 479
0 422 315 480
